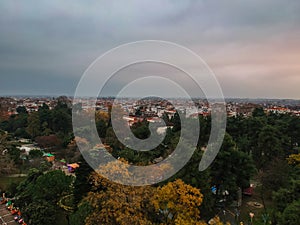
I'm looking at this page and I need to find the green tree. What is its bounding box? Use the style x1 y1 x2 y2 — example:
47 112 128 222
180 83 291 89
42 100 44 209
38 103 53 135
273 179 300 212
255 125 285 168
16 106 28 114
287 116 300 149
23 200 57 225
0 131 17 175
260 158 290 193
211 133 256 202
26 111 41 138
7 145 21 165
15 170 73 225
105 127 122 150
169 148 214 215
197 115 211 148
96 119 107 138
252 107 266 117
10 112 28 137
29 149 43 159
281 200 300 225
51 100 72 135
131 120 150 139
73 156 93 206
162 112 171 126
70 201 92 225
171 111 181 133
32 170 73 202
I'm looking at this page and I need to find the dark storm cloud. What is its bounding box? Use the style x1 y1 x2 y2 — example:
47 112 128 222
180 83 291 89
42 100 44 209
0 0 300 98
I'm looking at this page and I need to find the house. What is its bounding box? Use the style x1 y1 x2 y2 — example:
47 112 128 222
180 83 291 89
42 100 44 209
67 163 80 173
43 153 55 162
243 184 254 196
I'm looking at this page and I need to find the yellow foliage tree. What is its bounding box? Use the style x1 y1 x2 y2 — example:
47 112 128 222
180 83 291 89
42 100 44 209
85 159 155 225
85 184 154 225
95 110 110 122
84 160 231 225
287 153 300 167
151 179 206 225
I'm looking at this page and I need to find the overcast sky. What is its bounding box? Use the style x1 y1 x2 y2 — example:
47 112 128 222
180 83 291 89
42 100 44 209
0 0 300 99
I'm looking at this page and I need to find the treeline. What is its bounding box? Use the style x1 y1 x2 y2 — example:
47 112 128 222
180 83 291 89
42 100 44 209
226 108 300 168
226 108 300 225
0 98 77 174
69 107 299 224
1 101 300 224
0 99 73 147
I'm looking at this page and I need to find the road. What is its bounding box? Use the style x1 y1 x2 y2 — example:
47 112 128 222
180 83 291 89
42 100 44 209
0 204 17 225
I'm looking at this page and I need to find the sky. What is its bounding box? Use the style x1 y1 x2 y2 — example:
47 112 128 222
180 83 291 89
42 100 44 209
0 0 300 99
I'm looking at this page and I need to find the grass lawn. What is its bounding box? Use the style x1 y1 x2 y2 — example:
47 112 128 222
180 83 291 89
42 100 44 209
56 211 69 225
238 185 274 225
0 176 26 190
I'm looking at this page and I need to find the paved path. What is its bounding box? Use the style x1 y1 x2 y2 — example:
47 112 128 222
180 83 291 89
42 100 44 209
0 204 17 225
4 174 27 178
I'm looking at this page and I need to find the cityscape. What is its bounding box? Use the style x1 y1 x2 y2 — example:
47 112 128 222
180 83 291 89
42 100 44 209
0 96 300 225
2 96 300 120
1 1 300 225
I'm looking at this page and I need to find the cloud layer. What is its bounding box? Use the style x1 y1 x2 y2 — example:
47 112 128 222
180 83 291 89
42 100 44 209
0 0 299 98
